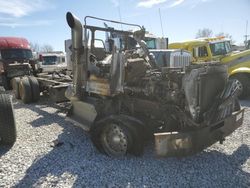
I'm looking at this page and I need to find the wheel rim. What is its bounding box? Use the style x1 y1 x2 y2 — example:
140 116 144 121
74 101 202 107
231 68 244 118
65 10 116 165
101 123 129 157
233 79 243 96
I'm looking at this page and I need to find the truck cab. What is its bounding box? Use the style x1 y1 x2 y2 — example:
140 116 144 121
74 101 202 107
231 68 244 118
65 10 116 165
0 37 34 89
38 52 67 72
169 37 230 62
144 33 168 50
169 37 250 98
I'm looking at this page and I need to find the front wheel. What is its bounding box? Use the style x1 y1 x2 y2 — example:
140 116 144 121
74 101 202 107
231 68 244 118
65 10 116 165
0 94 16 145
90 115 144 157
230 74 249 99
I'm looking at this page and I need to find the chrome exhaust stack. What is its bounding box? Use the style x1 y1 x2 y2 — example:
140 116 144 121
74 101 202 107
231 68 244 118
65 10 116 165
66 12 86 99
66 12 96 131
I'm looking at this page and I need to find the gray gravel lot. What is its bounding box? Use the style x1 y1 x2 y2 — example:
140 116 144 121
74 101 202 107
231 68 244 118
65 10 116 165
0 96 249 188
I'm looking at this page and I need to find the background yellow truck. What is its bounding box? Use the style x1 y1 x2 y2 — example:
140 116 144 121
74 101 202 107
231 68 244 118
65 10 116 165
169 37 250 98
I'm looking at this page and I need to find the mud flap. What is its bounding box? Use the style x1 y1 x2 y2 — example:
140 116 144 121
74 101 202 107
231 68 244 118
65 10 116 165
154 109 244 157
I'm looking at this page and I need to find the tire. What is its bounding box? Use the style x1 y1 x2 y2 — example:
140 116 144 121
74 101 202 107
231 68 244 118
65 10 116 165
123 122 144 156
11 77 21 99
0 86 5 92
1 75 10 90
0 94 16 145
90 115 144 157
230 74 249 99
19 77 32 104
28 76 40 102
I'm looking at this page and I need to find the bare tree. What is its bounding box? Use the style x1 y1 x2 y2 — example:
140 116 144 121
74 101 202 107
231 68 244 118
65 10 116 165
196 28 213 38
30 42 54 52
41 44 54 52
30 42 41 52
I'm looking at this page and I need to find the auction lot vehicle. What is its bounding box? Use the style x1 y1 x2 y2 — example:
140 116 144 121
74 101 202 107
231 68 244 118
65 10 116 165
65 12 244 157
169 37 250 98
0 38 68 104
38 52 67 73
0 37 42 104
0 37 36 89
0 87 16 146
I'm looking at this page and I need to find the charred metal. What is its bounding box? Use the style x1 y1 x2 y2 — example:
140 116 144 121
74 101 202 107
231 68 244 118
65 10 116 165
65 12 244 157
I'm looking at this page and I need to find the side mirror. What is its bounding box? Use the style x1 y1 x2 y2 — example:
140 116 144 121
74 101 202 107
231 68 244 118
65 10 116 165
39 54 43 61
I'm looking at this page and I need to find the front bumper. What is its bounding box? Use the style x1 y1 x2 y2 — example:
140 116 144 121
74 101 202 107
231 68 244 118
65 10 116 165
154 109 244 157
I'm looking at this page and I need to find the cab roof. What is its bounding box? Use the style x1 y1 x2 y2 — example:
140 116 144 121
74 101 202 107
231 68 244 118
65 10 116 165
0 37 30 50
171 37 231 45
169 36 231 49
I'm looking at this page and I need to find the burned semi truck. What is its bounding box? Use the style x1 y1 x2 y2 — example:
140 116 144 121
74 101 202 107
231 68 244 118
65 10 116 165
65 12 244 157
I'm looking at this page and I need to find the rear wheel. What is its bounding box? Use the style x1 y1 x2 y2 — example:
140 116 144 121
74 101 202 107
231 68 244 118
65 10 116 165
28 76 40 102
11 77 21 99
230 74 249 99
0 94 16 145
19 77 32 104
90 115 144 157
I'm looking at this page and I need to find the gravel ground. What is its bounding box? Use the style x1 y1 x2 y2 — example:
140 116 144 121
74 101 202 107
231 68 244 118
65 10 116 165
0 96 249 188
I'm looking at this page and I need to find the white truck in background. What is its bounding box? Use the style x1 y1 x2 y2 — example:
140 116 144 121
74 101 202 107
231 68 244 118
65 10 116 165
38 51 67 72
144 32 168 49
65 40 73 71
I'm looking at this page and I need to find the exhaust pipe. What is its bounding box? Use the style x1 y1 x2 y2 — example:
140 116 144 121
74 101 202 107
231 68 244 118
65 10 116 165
66 12 83 50
66 12 86 99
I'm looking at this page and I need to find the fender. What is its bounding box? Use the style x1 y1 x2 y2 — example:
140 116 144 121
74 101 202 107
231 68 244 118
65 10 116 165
229 67 250 76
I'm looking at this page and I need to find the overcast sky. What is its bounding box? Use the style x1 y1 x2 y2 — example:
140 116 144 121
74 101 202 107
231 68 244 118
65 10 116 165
0 0 249 51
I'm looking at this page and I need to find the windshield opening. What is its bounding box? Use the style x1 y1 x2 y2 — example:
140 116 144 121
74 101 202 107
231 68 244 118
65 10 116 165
43 56 57 65
209 41 231 56
0 49 33 60
145 38 156 49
